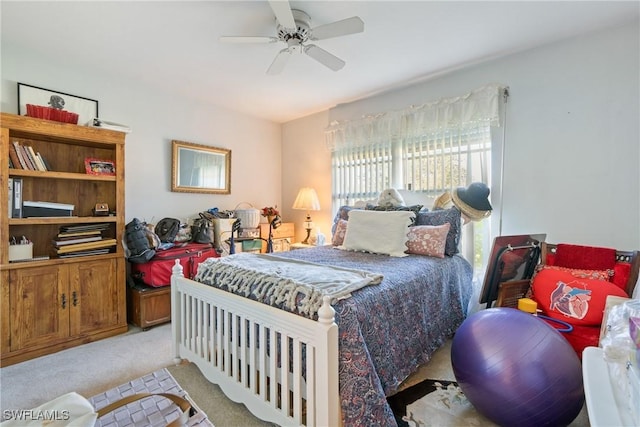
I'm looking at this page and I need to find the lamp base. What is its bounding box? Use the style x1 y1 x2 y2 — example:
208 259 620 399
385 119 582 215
301 228 312 245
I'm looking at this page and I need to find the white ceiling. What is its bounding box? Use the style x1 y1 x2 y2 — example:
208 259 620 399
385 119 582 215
2 1 638 123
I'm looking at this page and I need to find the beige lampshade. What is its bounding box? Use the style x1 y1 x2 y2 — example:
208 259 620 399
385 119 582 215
292 187 320 211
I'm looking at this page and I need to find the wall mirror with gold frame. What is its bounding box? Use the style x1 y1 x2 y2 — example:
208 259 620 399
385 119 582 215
171 140 231 194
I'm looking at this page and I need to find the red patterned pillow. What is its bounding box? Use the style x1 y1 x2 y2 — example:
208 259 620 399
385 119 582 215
531 269 628 326
534 264 612 281
405 223 450 258
554 243 616 270
332 219 348 246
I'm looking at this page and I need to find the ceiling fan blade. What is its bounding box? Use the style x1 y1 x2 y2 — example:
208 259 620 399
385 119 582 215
304 44 345 71
219 36 279 44
267 48 292 75
268 0 296 31
310 16 364 40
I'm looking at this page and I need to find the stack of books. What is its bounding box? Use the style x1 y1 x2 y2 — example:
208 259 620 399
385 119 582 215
54 223 116 258
9 140 51 171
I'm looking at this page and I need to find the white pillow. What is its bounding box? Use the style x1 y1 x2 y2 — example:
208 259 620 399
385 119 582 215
339 210 414 257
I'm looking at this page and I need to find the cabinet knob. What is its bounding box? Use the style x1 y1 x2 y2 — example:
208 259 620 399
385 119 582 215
61 293 66 309
72 291 78 306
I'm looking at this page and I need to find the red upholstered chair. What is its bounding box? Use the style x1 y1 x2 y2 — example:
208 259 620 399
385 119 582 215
498 242 639 359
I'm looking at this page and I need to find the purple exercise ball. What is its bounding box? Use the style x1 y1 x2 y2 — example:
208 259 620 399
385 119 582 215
451 308 584 427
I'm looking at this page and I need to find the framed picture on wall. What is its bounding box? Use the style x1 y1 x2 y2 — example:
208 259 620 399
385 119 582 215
17 82 99 126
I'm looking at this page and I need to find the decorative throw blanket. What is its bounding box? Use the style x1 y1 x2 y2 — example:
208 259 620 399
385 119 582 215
194 252 383 318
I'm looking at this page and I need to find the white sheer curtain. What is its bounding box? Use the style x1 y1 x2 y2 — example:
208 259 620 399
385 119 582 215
326 83 508 271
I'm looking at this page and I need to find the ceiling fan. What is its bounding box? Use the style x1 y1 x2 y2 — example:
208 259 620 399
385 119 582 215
220 0 364 75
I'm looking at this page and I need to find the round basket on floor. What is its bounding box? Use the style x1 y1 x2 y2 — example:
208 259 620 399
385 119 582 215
234 203 260 229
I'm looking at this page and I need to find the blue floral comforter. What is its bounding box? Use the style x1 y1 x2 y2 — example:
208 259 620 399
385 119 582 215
271 246 473 427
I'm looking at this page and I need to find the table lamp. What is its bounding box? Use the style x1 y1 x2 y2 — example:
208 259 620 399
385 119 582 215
292 187 320 244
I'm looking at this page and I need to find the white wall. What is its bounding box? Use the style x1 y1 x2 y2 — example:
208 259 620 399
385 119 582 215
281 111 332 243
283 22 640 250
1 43 282 226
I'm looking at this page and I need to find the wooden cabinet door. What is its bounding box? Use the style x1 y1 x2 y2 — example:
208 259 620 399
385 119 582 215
69 258 121 336
9 266 69 351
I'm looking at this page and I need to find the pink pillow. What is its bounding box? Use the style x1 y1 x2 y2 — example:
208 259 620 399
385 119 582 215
405 223 450 258
332 219 348 246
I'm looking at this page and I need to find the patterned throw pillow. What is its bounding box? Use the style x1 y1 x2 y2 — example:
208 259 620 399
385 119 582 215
332 219 348 246
414 207 461 256
405 223 450 258
331 205 361 234
531 269 628 326
534 264 613 281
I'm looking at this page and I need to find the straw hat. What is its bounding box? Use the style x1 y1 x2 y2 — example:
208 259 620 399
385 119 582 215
451 182 492 221
432 191 452 210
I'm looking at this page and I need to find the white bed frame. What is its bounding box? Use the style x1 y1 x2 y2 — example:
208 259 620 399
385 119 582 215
170 260 341 427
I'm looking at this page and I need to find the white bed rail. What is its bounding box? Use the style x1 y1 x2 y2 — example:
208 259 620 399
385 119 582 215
171 260 340 427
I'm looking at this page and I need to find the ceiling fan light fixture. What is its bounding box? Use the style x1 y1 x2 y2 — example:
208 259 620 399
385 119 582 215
221 0 364 74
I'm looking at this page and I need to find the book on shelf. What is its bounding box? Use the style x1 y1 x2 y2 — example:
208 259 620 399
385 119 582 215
55 238 117 254
35 152 49 171
11 177 22 218
11 141 28 169
8 178 13 217
26 146 45 171
53 235 103 246
9 140 51 171
39 152 52 171
56 229 102 238
9 143 21 169
58 248 111 258
59 223 111 233
19 144 37 170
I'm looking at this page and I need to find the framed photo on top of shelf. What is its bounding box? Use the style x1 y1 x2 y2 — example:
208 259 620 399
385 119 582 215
17 83 99 126
85 158 115 176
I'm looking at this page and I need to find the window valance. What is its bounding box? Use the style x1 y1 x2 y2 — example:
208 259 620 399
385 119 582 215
326 83 507 151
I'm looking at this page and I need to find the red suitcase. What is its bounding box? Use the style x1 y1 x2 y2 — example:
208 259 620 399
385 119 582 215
130 242 218 287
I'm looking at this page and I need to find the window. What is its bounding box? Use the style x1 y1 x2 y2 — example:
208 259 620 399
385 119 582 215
326 84 507 276
331 140 393 207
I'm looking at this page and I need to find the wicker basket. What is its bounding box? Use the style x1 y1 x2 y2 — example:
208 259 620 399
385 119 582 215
234 202 260 229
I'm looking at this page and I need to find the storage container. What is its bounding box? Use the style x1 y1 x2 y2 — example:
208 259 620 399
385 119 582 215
8 242 33 261
234 202 260 229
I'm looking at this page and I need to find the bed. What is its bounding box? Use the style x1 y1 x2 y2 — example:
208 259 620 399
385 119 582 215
171 207 473 427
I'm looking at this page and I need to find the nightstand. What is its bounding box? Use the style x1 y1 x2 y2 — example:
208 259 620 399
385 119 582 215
259 222 294 252
290 243 315 250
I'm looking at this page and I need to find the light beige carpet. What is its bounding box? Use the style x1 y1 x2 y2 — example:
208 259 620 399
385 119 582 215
1 324 174 412
0 324 271 427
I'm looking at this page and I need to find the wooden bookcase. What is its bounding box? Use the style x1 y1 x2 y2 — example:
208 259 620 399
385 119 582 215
0 113 128 366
